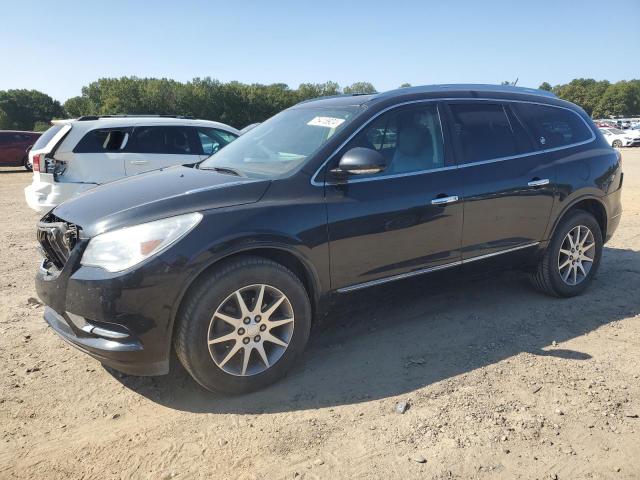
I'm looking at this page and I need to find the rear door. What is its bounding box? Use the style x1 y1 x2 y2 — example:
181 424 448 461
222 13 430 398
325 102 465 290
70 127 130 183
124 125 202 175
446 100 555 260
0 132 27 165
0 133 11 163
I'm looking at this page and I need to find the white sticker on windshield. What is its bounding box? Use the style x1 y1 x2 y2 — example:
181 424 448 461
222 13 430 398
307 116 346 128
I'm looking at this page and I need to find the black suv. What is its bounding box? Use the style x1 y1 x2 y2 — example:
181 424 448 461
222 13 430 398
35 85 623 393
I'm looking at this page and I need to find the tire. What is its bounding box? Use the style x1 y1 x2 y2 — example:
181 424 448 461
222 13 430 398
23 156 32 171
612 140 623 148
530 210 603 297
174 256 312 394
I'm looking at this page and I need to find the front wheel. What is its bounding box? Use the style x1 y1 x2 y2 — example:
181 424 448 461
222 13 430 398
174 256 312 394
612 139 623 148
530 210 603 297
23 156 33 171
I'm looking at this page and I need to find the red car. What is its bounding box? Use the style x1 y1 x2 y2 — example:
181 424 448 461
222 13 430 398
0 130 41 170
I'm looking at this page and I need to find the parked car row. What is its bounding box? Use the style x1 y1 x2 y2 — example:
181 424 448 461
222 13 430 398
595 119 640 130
598 126 640 148
32 85 623 394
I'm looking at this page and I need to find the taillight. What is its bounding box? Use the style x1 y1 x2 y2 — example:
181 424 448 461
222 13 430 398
32 154 41 172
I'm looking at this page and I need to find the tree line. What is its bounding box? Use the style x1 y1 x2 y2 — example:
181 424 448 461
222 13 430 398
1 77 638 132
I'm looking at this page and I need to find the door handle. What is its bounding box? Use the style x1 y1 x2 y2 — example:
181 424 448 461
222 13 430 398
528 178 549 187
130 160 149 165
431 195 459 205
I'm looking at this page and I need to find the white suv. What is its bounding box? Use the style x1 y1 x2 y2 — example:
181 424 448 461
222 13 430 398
24 115 239 213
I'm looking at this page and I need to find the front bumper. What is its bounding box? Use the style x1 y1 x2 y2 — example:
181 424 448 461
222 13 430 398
43 306 167 375
35 248 187 376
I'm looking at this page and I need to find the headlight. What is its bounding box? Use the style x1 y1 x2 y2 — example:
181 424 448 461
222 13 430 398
81 212 202 272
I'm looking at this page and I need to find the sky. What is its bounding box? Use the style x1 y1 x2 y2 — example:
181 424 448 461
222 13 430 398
1 0 639 103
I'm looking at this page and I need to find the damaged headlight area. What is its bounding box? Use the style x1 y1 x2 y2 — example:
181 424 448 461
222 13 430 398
81 212 203 272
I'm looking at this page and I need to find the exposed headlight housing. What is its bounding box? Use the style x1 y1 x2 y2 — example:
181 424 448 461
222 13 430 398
81 212 202 272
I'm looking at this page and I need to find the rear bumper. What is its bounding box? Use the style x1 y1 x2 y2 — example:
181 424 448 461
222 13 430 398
24 174 95 213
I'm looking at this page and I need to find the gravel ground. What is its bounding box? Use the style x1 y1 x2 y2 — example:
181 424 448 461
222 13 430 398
1 151 639 480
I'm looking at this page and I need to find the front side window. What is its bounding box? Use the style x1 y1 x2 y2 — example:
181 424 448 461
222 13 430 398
199 106 360 179
74 129 130 153
128 126 199 155
197 128 238 155
514 103 593 149
448 103 521 163
342 104 445 175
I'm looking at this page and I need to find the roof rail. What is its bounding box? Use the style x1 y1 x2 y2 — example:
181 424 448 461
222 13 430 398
76 114 196 121
295 92 377 105
374 84 558 100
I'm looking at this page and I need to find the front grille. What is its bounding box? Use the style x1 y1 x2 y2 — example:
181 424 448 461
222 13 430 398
37 213 79 270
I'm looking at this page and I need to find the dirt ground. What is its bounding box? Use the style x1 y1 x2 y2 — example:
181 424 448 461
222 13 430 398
1 150 639 480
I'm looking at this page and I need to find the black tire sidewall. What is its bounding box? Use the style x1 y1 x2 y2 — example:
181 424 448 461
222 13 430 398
23 157 32 171
177 258 311 394
546 211 603 297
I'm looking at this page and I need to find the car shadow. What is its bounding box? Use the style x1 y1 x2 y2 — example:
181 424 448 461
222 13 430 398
0 168 28 174
110 245 640 413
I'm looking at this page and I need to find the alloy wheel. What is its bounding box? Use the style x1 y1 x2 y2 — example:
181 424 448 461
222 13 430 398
207 284 295 376
557 225 596 286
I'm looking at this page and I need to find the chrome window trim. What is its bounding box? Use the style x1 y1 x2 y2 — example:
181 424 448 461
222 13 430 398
336 241 539 293
311 97 595 187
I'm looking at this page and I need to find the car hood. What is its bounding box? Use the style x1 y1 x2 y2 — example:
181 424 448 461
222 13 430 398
53 166 270 237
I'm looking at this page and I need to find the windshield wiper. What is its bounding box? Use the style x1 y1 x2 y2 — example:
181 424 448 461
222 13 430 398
199 166 242 176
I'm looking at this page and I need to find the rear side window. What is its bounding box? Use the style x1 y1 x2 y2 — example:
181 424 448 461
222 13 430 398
74 129 130 153
128 126 199 155
32 125 65 150
448 103 521 163
196 127 238 155
514 103 593 149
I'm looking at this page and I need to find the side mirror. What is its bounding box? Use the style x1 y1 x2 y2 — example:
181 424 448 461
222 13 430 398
334 147 387 176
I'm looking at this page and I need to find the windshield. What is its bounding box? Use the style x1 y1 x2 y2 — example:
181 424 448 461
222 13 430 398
199 106 361 178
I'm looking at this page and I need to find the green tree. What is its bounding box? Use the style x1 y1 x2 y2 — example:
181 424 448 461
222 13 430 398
33 121 51 132
343 82 376 94
552 79 611 116
399 83 412 88
0 89 65 130
297 81 340 101
592 80 640 118
538 82 552 91
64 96 95 117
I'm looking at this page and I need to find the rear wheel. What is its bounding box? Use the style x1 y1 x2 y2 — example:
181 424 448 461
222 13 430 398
23 156 32 171
530 210 603 297
174 256 311 394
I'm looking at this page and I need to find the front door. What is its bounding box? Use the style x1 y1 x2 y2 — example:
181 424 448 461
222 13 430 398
324 103 465 291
